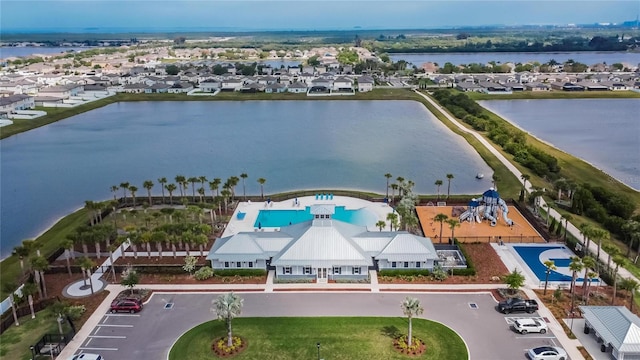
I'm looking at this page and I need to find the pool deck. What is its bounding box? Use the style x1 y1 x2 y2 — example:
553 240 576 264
223 195 395 238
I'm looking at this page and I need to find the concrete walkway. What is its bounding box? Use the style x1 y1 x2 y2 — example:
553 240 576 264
415 90 638 284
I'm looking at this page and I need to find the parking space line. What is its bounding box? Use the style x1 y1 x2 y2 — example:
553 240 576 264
101 316 110 324
96 324 134 328
515 336 556 339
105 313 140 317
93 327 101 335
88 335 127 339
84 338 92 347
79 347 119 351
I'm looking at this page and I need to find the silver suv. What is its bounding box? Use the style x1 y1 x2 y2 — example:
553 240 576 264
514 318 547 334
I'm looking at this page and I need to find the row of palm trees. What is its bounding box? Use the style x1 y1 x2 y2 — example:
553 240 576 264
111 174 268 208
384 173 456 201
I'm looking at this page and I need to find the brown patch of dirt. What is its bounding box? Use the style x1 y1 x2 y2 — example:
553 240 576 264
137 273 266 285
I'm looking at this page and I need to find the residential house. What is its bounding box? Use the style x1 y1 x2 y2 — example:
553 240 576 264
0 80 38 95
357 76 374 92
265 82 286 93
198 78 221 93
38 84 84 99
220 79 244 91
287 82 308 93
455 82 483 92
599 81 629 91
0 94 35 113
145 83 171 93
333 77 354 92
524 82 551 92
167 82 194 93
121 83 148 93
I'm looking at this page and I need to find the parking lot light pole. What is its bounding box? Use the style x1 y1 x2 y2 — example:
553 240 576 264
317 342 320 360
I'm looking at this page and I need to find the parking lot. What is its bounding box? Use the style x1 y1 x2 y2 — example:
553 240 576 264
69 292 566 360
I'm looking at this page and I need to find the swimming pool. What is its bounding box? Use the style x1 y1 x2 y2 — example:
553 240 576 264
513 245 594 282
254 206 376 228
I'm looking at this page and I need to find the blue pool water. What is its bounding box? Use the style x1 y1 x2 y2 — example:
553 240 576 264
254 206 375 228
513 245 594 282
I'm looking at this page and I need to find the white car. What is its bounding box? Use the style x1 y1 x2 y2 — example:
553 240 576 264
527 346 567 360
514 318 548 334
68 354 104 360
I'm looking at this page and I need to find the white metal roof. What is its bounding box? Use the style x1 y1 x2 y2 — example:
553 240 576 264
376 233 438 262
580 306 640 353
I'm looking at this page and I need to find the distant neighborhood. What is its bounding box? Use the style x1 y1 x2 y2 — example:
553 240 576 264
1 44 640 119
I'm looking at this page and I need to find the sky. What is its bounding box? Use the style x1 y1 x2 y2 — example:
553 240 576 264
1 0 639 32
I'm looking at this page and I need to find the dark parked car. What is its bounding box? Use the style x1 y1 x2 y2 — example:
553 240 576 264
110 299 142 313
498 297 538 314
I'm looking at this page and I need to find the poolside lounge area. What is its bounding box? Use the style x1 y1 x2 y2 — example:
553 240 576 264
223 195 395 237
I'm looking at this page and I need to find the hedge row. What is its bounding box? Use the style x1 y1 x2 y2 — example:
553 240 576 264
378 269 431 277
212 269 267 277
454 239 477 276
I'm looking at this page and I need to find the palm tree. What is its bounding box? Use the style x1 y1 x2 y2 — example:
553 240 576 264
12 244 31 275
562 214 573 242
396 176 405 196
213 292 244 347
257 178 266 199
84 200 96 226
143 180 154 206
579 223 593 256
197 187 205 203
434 180 443 201
110 185 119 201
612 255 626 305
401 296 424 347
221 188 232 212
543 260 556 295
384 173 392 199
569 257 584 313
174 175 186 197
129 186 138 207
212 178 222 197
434 213 449 243
386 212 399 232
389 183 399 202
30 256 49 299
187 177 198 201
166 183 177 205
78 256 96 295
119 182 130 204
376 220 386 231
151 230 167 260
592 228 610 266
603 244 621 275
107 242 119 281
447 219 460 242
240 173 248 200
581 256 596 301
198 175 208 194
446 173 454 199
620 278 639 311
520 173 530 191
158 177 168 204
61 239 74 277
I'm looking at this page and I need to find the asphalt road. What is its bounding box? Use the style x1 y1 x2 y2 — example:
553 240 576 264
74 292 564 360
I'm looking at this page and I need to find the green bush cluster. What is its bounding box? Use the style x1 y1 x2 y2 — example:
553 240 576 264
432 90 560 179
213 269 266 277
194 266 214 280
571 183 637 237
378 269 431 277
454 240 477 276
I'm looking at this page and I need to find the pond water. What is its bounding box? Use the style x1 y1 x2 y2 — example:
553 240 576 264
0 100 493 258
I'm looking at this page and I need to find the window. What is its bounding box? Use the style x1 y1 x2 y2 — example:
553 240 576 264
237 262 242 268
391 262 397 268
404 262 409 268
283 267 291 274
416 262 421 268
224 262 229 268
248 262 254 268
333 267 341 275
303 266 311 274
352 267 361 275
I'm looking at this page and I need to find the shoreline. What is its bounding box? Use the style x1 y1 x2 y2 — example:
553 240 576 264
478 100 640 193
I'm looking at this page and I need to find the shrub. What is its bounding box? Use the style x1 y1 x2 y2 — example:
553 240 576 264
378 269 431 277
213 269 267 277
431 265 448 281
66 304 86 320
194 266 214 280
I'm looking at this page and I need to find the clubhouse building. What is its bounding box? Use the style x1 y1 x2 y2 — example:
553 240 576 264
206 203 438 280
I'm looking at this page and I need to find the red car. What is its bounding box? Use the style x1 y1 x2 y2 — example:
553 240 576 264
110 299 142 313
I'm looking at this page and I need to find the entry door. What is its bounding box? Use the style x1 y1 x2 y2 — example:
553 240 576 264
318 268 327 279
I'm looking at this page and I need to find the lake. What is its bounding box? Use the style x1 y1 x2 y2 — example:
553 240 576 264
479 99 640 191
391 51 640 66
0 47 93 59
0 100 493 258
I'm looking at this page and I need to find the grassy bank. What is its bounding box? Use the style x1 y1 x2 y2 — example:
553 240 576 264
468 90 640 100
169 317 468 360
0 208 88 298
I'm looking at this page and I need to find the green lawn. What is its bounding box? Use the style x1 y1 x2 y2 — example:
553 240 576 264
0 308 70 360
169 317 468 360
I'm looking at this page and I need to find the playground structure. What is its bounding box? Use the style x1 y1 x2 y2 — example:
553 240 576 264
459 188 514 227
